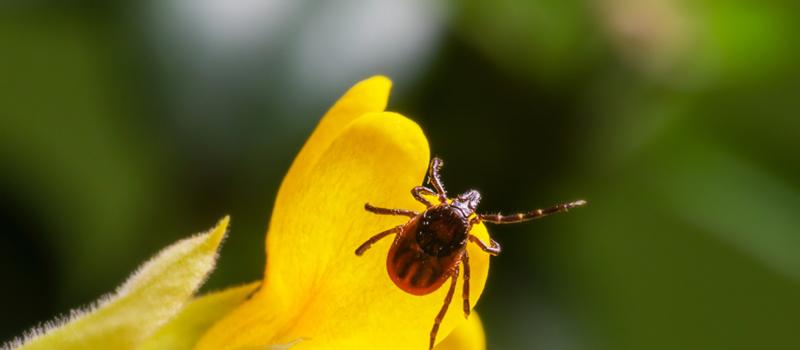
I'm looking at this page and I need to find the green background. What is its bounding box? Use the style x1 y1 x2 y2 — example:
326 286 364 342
2 1 799 348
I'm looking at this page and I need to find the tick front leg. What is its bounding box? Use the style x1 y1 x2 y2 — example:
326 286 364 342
479 199 587 224
429 264 459 350
427 157 448 203
355 226 401 256
364 203 418 218
462 251 471 318
411 186 437 207
469 235 502 256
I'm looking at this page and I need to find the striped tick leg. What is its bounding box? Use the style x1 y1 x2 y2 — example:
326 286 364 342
355 226 402 256
364 203 418 217
479 199 587 224
429 264 460 350
462 251 471 318
468 235 502 256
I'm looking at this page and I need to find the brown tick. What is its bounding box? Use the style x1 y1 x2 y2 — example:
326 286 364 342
355 157 586 349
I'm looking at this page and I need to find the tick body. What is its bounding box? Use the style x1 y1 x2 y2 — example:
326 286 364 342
387 203 470 295
355 157 586 350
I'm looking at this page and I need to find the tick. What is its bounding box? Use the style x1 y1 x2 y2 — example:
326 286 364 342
355 157 586 349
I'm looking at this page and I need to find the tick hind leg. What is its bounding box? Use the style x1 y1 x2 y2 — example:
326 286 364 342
355 226 401 256
429 264 460 350
479 199 587 224
469 235 502 256
462 251 471 318
364 203 417 217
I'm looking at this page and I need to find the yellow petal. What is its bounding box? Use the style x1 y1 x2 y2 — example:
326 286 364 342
434 313 486 350
275 75 392 234
7 217 230 350
197 113 493 349
140 282 261 350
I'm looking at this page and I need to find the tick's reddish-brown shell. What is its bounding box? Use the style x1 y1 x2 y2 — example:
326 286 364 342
386 205 470 295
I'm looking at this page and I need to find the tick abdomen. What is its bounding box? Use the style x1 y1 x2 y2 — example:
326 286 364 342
387 238 461 296
385 207 468 296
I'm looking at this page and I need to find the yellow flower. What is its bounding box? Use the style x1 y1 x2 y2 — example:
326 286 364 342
196 76 492 350
4 76 490 350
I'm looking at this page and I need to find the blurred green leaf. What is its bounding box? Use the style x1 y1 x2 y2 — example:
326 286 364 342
0 11 172 302
650 139 800 280
690 1 798 87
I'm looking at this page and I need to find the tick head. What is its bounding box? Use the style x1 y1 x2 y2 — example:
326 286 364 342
452 189 481 215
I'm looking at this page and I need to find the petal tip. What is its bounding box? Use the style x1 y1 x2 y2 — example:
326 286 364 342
208 215 231 247
343 75 393 111
219 215 231 227
349 112 430 171
360 75 392 90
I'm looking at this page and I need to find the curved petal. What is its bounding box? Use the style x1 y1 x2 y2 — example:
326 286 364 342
435 313 486 350
274 75 392 234
197 113 493 350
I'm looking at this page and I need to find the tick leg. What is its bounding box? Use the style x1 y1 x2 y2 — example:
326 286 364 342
427 157 448 203
429 264 459 350
364 203 418 218
355 226 401 256
411 186 436 207
462 251 471 318
469 235 502 256
479 199 587 224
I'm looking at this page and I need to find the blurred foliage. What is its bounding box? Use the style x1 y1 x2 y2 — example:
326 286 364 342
2 0 799 349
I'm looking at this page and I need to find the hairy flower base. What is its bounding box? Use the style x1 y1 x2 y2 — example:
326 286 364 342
4 217 230 350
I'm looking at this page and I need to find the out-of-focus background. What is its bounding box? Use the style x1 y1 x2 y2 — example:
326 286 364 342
2 0 799 348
